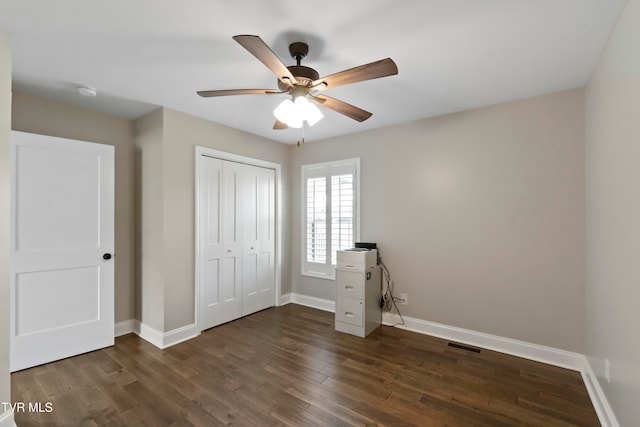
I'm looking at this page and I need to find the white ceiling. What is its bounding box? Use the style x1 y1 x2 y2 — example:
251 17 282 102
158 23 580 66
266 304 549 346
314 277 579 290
0 0 628 144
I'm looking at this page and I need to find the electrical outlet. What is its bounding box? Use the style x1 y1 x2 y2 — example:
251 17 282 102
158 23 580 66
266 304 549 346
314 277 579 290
605 358 610 383
399 293 408 305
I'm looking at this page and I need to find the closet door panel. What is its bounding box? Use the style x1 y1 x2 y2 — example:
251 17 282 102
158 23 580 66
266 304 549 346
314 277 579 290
220 161 243 323
200 157 223 330
241 165 275 316
241 165 260 315
203 161 221 310
256 167 275 311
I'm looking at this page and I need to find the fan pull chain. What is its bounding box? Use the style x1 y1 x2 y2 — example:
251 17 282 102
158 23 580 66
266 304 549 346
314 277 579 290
297 125 305 146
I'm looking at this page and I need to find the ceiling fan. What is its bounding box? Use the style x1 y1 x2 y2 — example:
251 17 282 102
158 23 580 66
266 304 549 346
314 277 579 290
197 35 398 131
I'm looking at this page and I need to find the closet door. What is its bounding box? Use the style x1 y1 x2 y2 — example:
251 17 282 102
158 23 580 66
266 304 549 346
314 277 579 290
241 165 275 316
199 155 275 331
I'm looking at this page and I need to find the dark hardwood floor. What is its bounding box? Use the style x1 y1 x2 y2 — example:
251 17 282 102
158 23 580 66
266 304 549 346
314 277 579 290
11 304 600 426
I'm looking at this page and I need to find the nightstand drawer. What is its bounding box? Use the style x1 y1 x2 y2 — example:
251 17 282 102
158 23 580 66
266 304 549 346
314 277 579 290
335 297 363 326
336 270 364 299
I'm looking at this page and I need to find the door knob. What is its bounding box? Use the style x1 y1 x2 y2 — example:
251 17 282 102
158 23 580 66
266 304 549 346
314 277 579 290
103 253 112 260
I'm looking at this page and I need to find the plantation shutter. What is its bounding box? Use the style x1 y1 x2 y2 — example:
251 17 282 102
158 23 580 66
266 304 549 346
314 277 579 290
302 159 359 279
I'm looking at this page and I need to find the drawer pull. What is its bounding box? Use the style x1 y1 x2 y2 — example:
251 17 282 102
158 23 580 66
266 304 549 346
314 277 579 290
345 285 354 290
344 311 354 317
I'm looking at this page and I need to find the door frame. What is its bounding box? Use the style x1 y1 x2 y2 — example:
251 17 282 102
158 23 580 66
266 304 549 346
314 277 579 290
194 146 282 333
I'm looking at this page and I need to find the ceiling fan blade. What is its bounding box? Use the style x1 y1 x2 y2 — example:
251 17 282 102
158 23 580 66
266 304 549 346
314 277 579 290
233 35 298 86
311 95 373 122
197 89 282 97
273 119 288 130
311 58 398 91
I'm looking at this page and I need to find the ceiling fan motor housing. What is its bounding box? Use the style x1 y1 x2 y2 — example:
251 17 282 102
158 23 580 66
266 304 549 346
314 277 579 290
277 42 320 90
278 65 319 90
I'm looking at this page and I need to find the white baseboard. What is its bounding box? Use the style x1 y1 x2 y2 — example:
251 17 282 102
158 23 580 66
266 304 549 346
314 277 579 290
114 319 135 337
0 409 16 427
282 294 584 369
162 323 199 348
133 321 164 348
286 293 335 312
279 292 292 306
128 320 199 350
579 356 620 427
382 312 584 370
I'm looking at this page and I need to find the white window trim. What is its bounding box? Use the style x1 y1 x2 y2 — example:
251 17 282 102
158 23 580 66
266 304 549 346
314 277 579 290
301 158 360 280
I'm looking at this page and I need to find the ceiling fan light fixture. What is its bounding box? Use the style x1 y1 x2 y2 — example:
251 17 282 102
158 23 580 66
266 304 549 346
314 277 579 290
273 98 292 121
274 99 302 128
296 96 323 126
274 96 323 128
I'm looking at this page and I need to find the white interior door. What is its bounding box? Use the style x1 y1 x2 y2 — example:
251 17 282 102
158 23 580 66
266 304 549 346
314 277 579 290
10 131 114 372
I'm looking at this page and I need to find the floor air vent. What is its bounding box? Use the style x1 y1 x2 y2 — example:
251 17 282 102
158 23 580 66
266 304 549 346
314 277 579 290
447 342 481 353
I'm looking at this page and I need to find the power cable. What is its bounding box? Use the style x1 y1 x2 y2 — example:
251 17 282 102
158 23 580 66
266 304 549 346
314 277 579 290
379 259 405 327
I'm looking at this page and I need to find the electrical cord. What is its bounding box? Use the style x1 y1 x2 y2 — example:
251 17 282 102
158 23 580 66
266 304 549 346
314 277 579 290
379 259 405 327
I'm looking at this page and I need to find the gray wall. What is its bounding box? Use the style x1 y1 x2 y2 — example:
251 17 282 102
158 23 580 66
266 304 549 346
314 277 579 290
0 28 12 423
290 88 586 352
585 0 640 425
134 109 165 331
11 91 136 325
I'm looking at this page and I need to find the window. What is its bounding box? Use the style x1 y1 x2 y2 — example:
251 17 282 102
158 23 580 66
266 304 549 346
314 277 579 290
302 158 360 279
